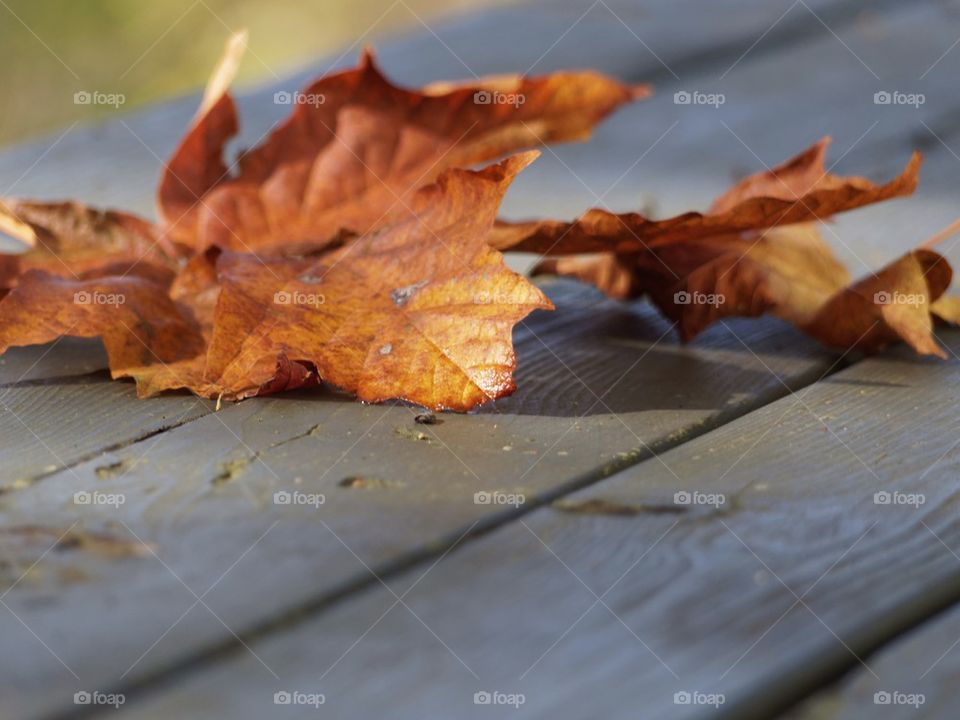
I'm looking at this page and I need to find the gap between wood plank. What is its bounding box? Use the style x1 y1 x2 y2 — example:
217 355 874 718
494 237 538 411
0 400 211 495
734 568 960 719
740 573 960 720
0 369 109 390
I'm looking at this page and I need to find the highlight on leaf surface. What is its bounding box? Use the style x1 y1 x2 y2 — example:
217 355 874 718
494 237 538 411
0 199 38 249
492 137 921 255
807 248 953 359
158 32 647 254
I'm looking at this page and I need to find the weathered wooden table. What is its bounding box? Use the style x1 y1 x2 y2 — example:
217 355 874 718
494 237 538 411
3 0 960 718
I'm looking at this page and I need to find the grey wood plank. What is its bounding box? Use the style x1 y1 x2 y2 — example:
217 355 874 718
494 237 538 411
0 278 833 720
103 330 960 720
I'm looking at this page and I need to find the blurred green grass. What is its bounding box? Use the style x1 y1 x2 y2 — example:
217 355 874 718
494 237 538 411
0 0 506 147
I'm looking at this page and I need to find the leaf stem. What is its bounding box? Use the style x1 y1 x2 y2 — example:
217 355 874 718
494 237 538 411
919 216 960 249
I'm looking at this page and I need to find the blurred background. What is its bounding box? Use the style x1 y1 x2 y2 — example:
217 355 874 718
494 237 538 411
0 0 510 147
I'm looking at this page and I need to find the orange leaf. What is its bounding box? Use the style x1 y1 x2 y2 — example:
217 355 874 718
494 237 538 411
151 154 551 409
808 249 952 358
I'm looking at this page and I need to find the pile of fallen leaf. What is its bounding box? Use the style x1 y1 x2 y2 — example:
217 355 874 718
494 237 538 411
0 32 957 412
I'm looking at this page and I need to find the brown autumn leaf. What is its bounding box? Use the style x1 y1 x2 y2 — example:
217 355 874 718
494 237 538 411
522 138 958 357
808 248 952 357
158 32 648 255
0 154 552 410
140 153 552 408
492 137 921 254
932 294 960 326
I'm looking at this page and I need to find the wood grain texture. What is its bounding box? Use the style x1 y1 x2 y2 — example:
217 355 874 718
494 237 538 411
105 330 960 720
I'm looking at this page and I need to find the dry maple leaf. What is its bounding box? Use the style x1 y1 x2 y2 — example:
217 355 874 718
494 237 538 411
808 247 956 357
142 153 553 408
158 32 648 254
521 139 960 357
533 222 960 357
492 137 921 254
0 154 552 410
0 199 177 292
4 28 952 409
